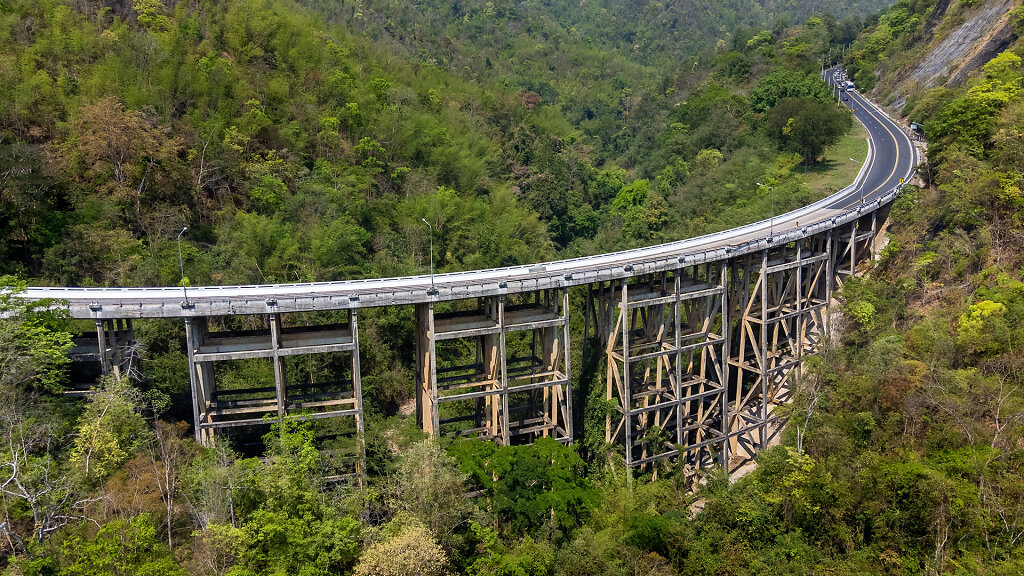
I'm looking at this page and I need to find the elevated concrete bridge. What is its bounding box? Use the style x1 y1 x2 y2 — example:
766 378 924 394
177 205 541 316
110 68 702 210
18 71 916 475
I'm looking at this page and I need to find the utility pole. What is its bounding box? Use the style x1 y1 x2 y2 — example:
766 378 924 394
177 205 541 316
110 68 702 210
177 226 192 308
421 218 437 295
757 182 775 240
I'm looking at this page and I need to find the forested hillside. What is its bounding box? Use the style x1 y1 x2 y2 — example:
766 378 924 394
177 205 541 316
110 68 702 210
0 0 870 291
21 0 1024 574
727 0 1024 573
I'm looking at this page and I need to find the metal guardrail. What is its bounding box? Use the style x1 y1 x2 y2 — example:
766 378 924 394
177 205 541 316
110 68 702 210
12 75 917 319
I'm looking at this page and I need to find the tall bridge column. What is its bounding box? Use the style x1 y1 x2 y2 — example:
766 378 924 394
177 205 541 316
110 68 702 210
834 213 877 285
415 298 507 442
506 289 572 443
599 265 728 471
184 317 214 445
677 264 730 470
727 237 829 468
796 235 831 359
64 319 138 394
94 318 136 380
727 251 765 463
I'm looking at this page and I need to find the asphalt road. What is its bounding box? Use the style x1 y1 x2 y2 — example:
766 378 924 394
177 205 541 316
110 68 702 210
823 68 916 210
19 69 916 319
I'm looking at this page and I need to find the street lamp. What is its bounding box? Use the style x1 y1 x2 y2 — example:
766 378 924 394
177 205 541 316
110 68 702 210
176 226 191 308
756 182 775 240
421 218 437 295
849 158 865 204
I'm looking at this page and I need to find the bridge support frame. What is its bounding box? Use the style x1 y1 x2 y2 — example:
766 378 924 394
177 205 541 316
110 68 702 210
834 214 877 286
183 311 365 478
596 264 730 472
727 236 830 466
416 289 572 445
94 318 136 380
80 204 894 480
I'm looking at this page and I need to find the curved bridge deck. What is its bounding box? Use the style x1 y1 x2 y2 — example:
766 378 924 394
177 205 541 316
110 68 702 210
18 71 917 477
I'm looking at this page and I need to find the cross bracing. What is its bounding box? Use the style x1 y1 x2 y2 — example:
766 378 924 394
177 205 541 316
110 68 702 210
14 84 917 480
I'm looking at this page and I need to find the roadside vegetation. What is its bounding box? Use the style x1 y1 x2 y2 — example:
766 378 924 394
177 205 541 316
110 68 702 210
802 120 870 196
4 0 1024 573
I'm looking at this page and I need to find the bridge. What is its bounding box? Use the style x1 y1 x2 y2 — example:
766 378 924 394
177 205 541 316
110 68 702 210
18 70 917 475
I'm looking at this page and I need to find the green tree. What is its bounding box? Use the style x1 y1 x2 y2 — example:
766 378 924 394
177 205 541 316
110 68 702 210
452 438 598 539
467 528 555 576
70 378 150 480
750 68 833 112
767 97 852 167
390 440 474 548
354 517 451 576
132 0 170 30
930 52 1023 160
0 276 72 393
229 424 362 576
957 299 1010 357
57 514 185 576
693 149 723 174
65 96 184 231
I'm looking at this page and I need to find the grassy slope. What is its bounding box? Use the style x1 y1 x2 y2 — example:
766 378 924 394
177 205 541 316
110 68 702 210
801 120 870 196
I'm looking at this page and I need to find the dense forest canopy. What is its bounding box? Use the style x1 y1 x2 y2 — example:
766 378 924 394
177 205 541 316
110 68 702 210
0 0 869 288
8 0 1024 574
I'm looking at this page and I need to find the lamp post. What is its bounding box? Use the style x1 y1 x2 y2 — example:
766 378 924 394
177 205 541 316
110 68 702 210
756 182 775 240
176 226 191 308
849 158 865 204
421 218 437 295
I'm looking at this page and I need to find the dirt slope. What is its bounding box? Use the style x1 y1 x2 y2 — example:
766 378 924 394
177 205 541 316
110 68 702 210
874 0 1022 111
909 0 1019 87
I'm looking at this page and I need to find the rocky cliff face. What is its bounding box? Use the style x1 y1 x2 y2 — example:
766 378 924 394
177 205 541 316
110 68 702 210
910 0 1018 88
861 0 1022 112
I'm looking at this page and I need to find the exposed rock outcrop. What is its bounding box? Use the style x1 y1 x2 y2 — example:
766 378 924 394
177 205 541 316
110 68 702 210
908 0 1018 89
